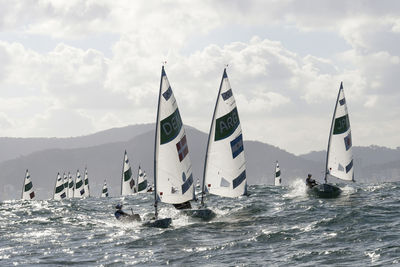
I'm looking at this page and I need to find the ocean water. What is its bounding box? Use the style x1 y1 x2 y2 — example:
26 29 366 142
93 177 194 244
1 180 400 266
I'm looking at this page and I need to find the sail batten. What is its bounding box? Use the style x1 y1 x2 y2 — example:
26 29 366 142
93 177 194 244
203 69 247 198
325 82 354 182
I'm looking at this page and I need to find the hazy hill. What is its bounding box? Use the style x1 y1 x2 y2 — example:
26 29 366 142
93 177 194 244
1 125 399 200
0 126 318 200
0 124 154 162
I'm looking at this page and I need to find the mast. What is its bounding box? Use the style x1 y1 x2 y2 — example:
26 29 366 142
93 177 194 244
324 82 343 183
136 165 140 193
120 150 126 195
21 169 27 199
201 68 226 207
153 65 164 219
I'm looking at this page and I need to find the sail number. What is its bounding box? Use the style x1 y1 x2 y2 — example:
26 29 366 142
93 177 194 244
333 114 350 135
160 108 183 144
215 107 240 141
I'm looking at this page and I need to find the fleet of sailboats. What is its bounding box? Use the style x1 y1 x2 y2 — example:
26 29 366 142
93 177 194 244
12 67 355 227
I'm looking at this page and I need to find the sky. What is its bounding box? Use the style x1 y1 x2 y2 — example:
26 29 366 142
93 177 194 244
0 0 399 155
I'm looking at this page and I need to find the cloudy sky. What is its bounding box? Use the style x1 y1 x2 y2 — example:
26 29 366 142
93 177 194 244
0 0 399 154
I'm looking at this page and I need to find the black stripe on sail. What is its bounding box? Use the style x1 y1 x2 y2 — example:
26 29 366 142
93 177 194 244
233 170 246 189
25 181 33 192
138 180 148 192
346 160 353 173
76 180 83 188
124 168 132 182
181 174 193 195
275 170 281 177
55 185 64 193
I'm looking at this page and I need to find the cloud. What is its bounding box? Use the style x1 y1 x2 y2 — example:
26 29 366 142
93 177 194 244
0 1 400 154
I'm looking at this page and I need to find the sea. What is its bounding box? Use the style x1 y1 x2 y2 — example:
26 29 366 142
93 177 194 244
1 179 400 266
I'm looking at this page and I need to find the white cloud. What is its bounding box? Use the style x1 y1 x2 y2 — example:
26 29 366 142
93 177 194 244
0 1 400 153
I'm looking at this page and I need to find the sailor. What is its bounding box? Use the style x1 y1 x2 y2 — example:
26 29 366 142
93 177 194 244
306 174 317 188
114 204 129 220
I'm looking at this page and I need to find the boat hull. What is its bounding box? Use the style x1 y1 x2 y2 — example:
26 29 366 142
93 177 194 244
182 208 216 221
143 218 172 228
308 183 342 198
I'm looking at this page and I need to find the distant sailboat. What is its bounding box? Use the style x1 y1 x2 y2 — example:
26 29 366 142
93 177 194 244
309 82 354 198
201 68 247 207
274 161 282 186
74 169 85 198
121 150 135 196
54 172 66 200
63 173 69 198
136 165 148 193
21 169 35 200
101 179 109 197
83 167 90 197
67 172 74 198
150 65 196 227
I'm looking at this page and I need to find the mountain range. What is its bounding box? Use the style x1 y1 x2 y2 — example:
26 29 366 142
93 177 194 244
1 124 399 200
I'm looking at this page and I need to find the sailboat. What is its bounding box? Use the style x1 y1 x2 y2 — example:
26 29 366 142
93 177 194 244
201 68 247 207
21 169 35 200
54 172 66 200
148 65 197 227
136 165 148 193
274 161 282 186
83 167 90 197
74 169 85 198
121 150 135 196
67 172 74 198
101 179 109 197
309 82 354 198
63 173 69 198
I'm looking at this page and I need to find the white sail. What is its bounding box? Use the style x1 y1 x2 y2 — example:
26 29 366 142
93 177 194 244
74 169 85 198
274 161 282 186
67 172 74 198
21 169 35 200
154 66 194 205
203 69 247 198
137 166 148 193
83 168 90 197
54 172 66 200
121 150 135 195
325 82 354 182
63 173 69 198
101 180 109 197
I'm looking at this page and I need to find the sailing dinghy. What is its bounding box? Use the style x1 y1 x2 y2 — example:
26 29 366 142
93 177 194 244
54 172 66 200
146 65 197 227
63 173 69 198
67 172 74 198
274 161 282 186
136 165 148 193
74 169 85 198
83 168 90 198
21 169 35 200
308 82 354 198
200 68 247 213
101 179 109 197
121 150 135 196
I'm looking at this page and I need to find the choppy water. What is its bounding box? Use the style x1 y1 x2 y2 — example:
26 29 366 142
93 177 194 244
1 180 400 266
